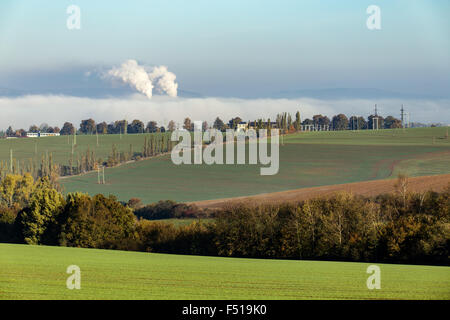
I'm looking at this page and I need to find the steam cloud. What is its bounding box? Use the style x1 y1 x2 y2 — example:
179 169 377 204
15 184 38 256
148 66 178 97
107 60 178 98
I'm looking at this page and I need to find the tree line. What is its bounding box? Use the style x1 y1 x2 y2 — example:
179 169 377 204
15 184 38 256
0 173 448 265
2 110 407 138
301 114 403 130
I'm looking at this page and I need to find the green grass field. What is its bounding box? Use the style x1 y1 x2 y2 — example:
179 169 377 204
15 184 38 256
57 127 450 204
0 132 171 165
1 244 448 300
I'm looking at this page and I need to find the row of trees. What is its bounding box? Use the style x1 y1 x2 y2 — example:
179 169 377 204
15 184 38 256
2 131 176 179
211 186 449 264
4 123 61 138
2 111 404 138
1 120 168 138
1 172 448 265
0 152 60 184
118 181 450 264
77 119 167 135
302 114 402 130
210 112 401 133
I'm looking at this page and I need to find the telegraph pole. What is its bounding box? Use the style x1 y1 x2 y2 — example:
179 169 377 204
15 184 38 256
401 104 405 129
372 104 379 130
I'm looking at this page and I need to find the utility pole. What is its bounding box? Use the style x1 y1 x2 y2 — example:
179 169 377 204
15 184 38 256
373 104 379 130
102 166 105 184
10 149 13 172
401 104 405 129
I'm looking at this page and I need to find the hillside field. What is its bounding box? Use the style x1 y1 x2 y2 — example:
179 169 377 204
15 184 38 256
192 174 450 209
1 244 449 300
57 127 450 204
0 132 171 165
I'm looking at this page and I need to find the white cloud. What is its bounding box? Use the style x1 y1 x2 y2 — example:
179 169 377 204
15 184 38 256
0 95 448 129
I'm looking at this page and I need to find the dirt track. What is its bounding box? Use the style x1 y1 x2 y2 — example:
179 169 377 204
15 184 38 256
191 174 450 209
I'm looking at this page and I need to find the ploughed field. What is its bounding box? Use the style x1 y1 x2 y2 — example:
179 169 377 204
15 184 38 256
192 174 450 209
57 127 450 204
1 244 449 300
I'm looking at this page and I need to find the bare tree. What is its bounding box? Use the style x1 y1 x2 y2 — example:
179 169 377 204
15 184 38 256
395 173 409 207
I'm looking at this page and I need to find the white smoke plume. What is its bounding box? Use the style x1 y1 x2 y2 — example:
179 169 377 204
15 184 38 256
107 60 153 98
107 60 178 98
148 66 178 97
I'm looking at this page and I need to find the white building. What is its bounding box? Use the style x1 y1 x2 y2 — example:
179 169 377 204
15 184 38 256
26 132 60 138
236 122 248 132
26 132 39 137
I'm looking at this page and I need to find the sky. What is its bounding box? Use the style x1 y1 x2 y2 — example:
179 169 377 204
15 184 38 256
0 0 449 127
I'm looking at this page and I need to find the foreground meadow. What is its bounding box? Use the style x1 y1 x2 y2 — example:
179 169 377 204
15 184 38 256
1 244 449 300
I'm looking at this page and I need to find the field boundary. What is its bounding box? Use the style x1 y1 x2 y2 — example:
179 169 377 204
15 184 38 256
191 174 450 209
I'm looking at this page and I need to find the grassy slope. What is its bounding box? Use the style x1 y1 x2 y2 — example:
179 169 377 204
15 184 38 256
59 128 450 204
0 244 448 300
1 127 447 165
283 127 450 146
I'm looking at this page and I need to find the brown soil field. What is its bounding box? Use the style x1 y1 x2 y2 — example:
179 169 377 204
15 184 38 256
191 174 450 209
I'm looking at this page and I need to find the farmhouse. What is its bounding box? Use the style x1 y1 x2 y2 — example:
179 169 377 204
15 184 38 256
236 122 248 131
239 121 279 131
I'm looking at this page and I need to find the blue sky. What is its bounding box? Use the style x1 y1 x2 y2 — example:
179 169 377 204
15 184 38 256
0 0 449 98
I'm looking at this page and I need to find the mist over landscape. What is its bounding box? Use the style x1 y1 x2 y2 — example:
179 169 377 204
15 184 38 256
0 94 448 130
